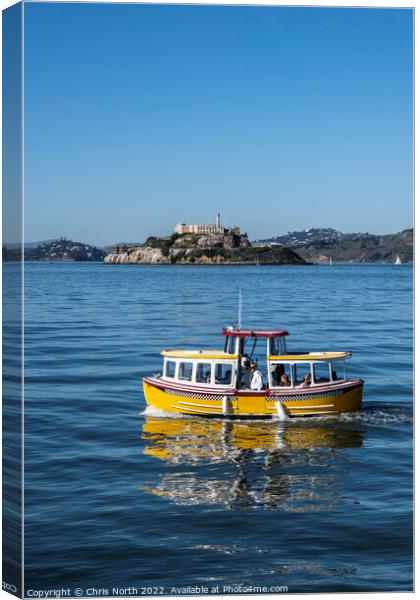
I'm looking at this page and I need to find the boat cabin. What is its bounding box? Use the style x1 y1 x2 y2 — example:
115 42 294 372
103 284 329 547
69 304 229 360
159 328 352 391
161 349 238 389
267 352 351 389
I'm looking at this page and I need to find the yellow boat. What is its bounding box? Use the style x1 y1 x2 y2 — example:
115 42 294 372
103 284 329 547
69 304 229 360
143 327 363 418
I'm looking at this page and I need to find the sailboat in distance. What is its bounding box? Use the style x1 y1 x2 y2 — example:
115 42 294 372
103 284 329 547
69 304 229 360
329 256 333 266
395 255 402 265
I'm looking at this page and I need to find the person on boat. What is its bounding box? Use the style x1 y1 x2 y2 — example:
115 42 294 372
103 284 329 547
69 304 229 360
280 373 291 387
222 369 232 384
299 374 311 388
250 362 263 391
271 364 284 386
240 359 252 388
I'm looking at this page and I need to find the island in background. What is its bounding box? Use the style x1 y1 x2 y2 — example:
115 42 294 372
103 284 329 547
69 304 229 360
3 215 413 264
105 231 307 265
104 214 306 265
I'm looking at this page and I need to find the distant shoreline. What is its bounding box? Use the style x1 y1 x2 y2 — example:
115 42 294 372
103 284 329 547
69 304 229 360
3 226 412 264
14 260 413 266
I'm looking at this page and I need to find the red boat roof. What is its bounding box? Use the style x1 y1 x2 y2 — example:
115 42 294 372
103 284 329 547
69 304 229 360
222 328 289 338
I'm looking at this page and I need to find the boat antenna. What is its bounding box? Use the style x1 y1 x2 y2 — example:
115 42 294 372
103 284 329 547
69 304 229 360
238 288 243 330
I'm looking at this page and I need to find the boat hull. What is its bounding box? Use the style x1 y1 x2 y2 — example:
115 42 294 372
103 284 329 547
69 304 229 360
143 377 363 418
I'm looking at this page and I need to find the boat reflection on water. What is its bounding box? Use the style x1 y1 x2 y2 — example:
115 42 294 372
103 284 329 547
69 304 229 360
141 416 364 511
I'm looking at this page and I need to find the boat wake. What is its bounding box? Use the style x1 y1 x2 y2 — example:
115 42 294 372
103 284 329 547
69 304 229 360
296 402 412 426
275 401 289 421
335 403 412 425
141 405 185 419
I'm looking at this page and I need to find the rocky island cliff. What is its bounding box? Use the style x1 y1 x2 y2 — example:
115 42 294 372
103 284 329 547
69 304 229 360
104 232 308 265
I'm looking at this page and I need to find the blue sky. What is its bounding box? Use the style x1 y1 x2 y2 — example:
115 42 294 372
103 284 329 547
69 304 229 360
24 3 413 246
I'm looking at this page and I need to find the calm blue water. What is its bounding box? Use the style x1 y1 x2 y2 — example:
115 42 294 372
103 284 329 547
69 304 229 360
19 263 413 594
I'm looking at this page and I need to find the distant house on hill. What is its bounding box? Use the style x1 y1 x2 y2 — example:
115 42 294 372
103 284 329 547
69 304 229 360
174 211 240 236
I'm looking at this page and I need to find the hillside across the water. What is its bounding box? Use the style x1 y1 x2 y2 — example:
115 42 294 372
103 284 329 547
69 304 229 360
256 228 413 263
104 232 308 265
3 239 106 262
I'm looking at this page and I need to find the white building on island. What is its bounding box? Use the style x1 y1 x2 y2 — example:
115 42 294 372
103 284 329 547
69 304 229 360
174 212 240 235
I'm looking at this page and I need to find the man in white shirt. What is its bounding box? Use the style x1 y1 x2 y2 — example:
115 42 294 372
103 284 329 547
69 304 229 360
250 362 263 390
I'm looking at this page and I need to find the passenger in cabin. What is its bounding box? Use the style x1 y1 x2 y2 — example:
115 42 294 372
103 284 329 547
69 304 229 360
332 370 338 381
222 369 232 384
280 373 291 387
241 360 252 388
250 362 264 391
299 374 311 388
271 364 284 385
215 368 232 385
196 368 210 383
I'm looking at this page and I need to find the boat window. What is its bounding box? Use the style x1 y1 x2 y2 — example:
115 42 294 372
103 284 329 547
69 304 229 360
225 336 236 355
178 362 193 381
215 363 233 385
270 337 286 355
165 360 176 378
293 363 312 387
270 337 280 356
331 361 346 381
270 363 292 387
313 362 331 384
270 363 284 386
196 362 212 383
